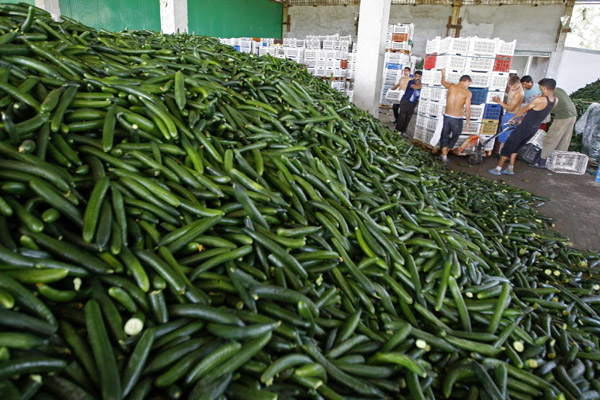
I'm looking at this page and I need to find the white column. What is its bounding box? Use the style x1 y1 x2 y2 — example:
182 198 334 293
524 56 533 76
35 0 60 21
160 0 188 34
352 0 391 116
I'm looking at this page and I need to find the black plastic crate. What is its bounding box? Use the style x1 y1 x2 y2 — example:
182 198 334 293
518 143 541 164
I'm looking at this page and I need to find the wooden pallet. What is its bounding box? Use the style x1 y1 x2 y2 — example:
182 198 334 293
412 139 492 158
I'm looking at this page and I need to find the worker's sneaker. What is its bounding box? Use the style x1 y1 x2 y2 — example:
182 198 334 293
438 156 450 166
488 168 502 176
529 158 547 169
501 168 515 175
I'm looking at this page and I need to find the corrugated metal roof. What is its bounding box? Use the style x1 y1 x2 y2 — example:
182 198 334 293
286 0 569 6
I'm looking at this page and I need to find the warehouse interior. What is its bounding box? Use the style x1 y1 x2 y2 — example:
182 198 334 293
0 1 599 399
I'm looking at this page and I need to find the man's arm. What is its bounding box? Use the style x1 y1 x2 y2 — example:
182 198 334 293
509 97 540 122
464 92 472 131
494 92 523 111
440 69 452 89
409 81 422 90
392 82 401 90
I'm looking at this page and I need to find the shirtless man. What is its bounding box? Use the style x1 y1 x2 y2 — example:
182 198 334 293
392 67 412 122
493 75 524 152
489 78 558 176
438 69 472 165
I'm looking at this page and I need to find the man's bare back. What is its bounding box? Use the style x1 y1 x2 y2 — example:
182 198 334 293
445 85 471 118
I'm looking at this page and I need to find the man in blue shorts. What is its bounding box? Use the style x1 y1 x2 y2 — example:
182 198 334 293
489 79 558 176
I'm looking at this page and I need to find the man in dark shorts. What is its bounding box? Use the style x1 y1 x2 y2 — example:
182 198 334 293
438 69 472 165
395 71 422 134
488 78 558 176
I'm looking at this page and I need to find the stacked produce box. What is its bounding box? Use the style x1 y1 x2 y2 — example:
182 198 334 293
414 36 516 150
220 35 356 100
381 23 415 106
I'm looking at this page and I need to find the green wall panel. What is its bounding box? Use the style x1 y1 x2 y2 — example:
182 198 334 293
188 0 282 39
59 0 160 32
2 0 34 4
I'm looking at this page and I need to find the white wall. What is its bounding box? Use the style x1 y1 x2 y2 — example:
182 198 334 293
548 47 600 94
288 4 565 56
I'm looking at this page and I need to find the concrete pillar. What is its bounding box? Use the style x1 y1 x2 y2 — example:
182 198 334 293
352 0 391 116
524 56 533 76
160 0 188 34
35 0 60 21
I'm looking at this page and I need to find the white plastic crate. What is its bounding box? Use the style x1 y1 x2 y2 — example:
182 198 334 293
464 121 481 134
416 114 427 129
315 67 326 77
497 40 516 57
422 70 442 86
466 56 495 72
420 86 447 103
486 91 504 104
438 37 470 55
322 40 334 50
489 72 509 91
468 37 498 57
467 104 486 121
305 49 317 59
326 59 339 69
465 71 491 88
393 24 411 34
414 128 436 147
317 50 327 60
444 71 462 85
316 59 326 68
546 151 589 175
426 37 440 54
527 129 546 148
420 100 445 117
307 67 316 76
391 41 410 51
435 54 467 71
304 58 316 68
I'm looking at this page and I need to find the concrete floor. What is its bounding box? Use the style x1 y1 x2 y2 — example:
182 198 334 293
379 107 600 252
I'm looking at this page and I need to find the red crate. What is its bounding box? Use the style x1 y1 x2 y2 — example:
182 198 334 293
494 55 513 72
424 53 437 70
392 33 408 42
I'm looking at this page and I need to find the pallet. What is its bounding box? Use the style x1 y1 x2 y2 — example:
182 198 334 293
412 139 492 158
385 49 411 54
412 139 439 154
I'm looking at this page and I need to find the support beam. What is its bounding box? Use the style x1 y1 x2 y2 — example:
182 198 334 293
160 0 188 34
35 0 60 21
353 0 391 116
555 0 575 51
282 3 291 38
446 1 462 38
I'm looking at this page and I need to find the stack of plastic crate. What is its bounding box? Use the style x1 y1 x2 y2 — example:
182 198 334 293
415 36 517 149
380 24 414 106
220 33 360 100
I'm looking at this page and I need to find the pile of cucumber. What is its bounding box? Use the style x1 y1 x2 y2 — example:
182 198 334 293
0 3 599 399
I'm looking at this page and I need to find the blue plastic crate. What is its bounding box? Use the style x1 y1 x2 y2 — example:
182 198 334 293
385 63 403 70
483 103 502 120
469 87 488 105
233 45 241 52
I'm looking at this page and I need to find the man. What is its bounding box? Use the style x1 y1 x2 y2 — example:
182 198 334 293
489 78 558 176
521 75 542 105
392 67 412 122
493 75 524 152
531 83 577 168
395 70 422 134
438 69 472 166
